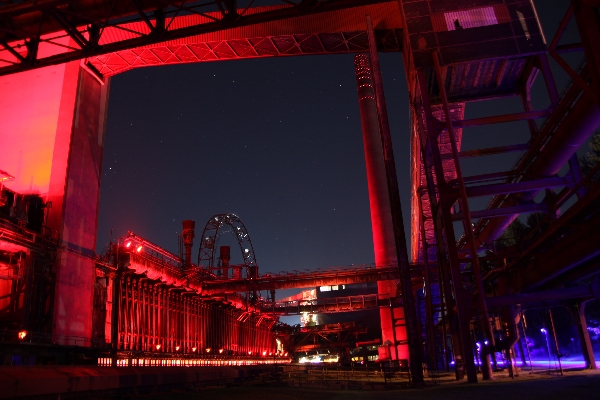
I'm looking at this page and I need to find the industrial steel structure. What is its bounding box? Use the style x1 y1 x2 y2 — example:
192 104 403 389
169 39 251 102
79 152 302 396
1 0 600 389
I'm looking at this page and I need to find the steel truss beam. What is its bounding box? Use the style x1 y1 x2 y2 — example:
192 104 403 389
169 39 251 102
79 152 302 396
88 29 401 78
0 0 393 76
258 293 402 315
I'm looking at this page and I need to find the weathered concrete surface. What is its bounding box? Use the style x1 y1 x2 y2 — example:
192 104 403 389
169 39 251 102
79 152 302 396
0 365 277 399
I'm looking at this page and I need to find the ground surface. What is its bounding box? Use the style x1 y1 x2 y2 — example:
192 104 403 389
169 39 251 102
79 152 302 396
129 369 600 400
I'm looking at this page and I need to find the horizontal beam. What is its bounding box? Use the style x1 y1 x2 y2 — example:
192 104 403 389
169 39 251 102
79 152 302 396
452 203 547 221
257 294 401 315
485 282 600 308
555 43 583 53
0 0 395 77
200 265 403 294
462 171 514 184
451 109 551 129
441 143 528 160
464 176 573 198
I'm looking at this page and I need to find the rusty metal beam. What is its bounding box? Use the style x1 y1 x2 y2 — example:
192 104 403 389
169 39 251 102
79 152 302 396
417 68 476 382
200 265 405 294
511 208 600 292
451 109 551 129
464 176 573 198
258 294 402 315
485 282 600 308
441 143 529 160
0 0 395 77
433 50 494 381
451 203 547 221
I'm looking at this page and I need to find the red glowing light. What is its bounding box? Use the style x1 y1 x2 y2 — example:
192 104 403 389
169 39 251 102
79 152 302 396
18 331 27 340
156 344 161 350
248 351 252 355
219 349 224 354
206 348 211 353
175 346 180 351
125 241 132 248
136 244 143 253
262 351 267 356
192 347 197 352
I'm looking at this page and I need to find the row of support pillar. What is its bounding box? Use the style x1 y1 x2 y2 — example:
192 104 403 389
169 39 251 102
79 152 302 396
108 273 276 356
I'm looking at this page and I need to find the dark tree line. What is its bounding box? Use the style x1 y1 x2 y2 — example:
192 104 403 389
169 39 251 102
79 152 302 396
580 129 600 181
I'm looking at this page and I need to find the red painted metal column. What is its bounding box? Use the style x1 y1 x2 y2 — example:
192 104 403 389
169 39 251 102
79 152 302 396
124 277 131 350
416 70 477 382
201 303 206 352
418 191 437 368
354 52 401 358
432 51 495 380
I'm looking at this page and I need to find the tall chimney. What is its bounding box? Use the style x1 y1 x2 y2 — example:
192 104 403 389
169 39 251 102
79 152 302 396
182 220 195 270
219 246 231 278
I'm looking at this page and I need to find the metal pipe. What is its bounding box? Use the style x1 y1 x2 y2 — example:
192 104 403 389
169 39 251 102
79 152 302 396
520 311 534 373
451 203 547 221
549 5 574 51
486 281 600 307
512 205 600 291
496 276 520 378
538 54 560 106
548 308 564 376
440 143 529 160
452 109 550 128
465 176 573 198
475 93 600 247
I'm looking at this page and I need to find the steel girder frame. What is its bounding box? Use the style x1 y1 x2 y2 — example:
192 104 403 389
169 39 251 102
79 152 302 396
410 11 600 380
0 0 393 76
413 76 477 382
412 58 563 382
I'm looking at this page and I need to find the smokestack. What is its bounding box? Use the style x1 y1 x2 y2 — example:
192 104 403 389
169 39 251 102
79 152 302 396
182 220 195 270
219 246 230 278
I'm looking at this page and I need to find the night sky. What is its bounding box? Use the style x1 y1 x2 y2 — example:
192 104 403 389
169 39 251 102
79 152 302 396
97 0 578 300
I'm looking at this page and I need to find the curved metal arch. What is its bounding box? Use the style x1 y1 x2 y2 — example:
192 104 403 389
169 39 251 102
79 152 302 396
197 213 257 275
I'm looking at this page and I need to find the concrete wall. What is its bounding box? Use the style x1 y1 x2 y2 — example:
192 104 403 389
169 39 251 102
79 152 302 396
0 56 110 345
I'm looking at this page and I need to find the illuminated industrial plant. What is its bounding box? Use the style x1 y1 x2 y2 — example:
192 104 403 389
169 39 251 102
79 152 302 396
0 0 599 398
